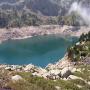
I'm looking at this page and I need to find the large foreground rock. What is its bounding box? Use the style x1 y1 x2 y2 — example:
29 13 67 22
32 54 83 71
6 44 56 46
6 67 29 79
24 64 35 72
61 67 72 78
46 69 61 79
11 75 23 81
49 69 61 75
68 75 83 80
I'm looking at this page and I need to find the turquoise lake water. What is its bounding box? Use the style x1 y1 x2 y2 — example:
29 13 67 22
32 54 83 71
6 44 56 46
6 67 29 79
0 35 78 67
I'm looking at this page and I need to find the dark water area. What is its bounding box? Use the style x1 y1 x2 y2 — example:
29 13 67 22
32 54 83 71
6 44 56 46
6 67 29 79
0 34 78 67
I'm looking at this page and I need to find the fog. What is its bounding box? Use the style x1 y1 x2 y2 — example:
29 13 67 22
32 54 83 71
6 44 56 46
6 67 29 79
69 2 90 25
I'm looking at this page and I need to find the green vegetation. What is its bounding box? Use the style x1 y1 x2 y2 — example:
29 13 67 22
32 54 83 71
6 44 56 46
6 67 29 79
0 9 86 28
7 72 56 90
67 32 90 62
0 65 88 90
57 12 81 26
0 10 42 28
79 31 90 42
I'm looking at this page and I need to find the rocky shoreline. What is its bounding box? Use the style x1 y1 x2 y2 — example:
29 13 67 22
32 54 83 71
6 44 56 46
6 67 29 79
0 25 90 43
0 54 77 80
0 25 90 79
0 55 89 82
0 25 90 90
0 60 90 90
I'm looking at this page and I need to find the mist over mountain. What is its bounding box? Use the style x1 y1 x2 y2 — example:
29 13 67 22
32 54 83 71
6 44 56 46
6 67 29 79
0 0 90 28
0 0 89 16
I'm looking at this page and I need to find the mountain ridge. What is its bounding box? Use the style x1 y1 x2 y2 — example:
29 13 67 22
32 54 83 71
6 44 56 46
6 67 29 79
0 0 89 16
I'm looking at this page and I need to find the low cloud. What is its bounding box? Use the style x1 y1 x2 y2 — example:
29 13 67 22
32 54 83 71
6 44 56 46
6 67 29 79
69 2 90 26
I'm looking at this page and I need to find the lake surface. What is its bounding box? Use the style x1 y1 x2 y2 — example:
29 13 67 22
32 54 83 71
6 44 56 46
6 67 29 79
0 35 78 67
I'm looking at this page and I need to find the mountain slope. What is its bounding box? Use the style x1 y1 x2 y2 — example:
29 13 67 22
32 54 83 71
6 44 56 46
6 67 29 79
0 0 89 16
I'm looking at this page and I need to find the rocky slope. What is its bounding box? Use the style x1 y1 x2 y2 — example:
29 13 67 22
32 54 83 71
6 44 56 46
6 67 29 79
0 56 90 90
0 25 90 43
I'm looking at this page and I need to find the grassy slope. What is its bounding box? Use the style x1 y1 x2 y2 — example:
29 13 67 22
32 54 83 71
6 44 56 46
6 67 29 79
0 64 89 90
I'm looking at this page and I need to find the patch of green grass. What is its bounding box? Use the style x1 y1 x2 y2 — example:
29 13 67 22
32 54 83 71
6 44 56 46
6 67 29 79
0 64 90 90
81 84 90 90
7 72 56 90
55 79 81 90
7 80 42 90
70 79 86 86
74 65 90 81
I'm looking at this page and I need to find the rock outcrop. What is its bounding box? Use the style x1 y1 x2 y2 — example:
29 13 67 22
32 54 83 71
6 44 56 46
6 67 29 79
67 75 83 80
11 75 23 81
60 67 72 78
0 25 90 43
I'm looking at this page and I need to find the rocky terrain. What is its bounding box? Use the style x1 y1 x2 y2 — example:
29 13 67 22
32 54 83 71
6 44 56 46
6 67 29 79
0 25 90 43
0 54 73 80
0 54 90 90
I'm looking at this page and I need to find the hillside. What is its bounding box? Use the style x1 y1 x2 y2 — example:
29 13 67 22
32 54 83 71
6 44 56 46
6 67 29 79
0 0 90 16
0 0 89 28
67 31 90 63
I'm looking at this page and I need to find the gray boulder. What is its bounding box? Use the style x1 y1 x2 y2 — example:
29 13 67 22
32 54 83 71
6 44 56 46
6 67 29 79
68 75 83 80
11 75 23 81
61 67 72 78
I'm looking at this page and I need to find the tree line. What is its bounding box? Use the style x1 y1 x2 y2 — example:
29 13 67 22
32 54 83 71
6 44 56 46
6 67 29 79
0 9 87 28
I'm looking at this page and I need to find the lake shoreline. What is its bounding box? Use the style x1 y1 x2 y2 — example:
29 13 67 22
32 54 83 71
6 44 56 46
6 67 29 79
0 53 75 79
0 25 90 44
0 25 90 79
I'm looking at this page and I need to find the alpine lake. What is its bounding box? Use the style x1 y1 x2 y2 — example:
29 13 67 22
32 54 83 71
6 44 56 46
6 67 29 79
0 34 78 67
